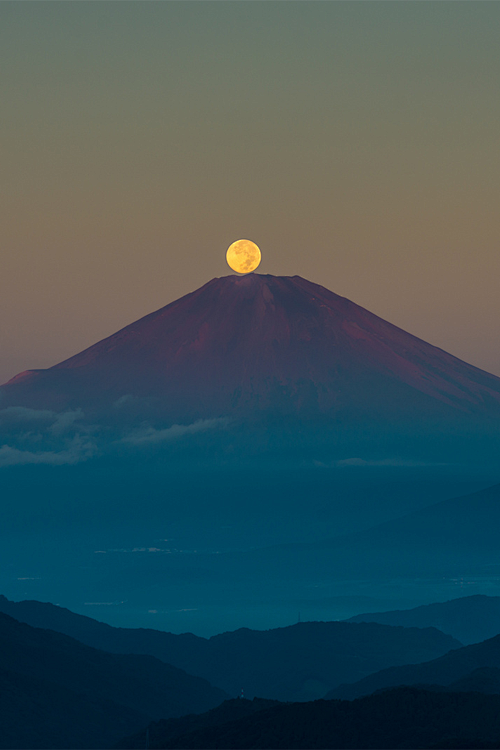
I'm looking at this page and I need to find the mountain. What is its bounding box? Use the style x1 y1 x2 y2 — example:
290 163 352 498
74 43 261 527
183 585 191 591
0 665 149 750
2 274 500 448
0 597 460 701
346 595 500 645
233 482 500 584
2 275 500 635
343 482 500 562
326 631 500 700
118 689 500 749
400 667 500 696
117 698 279 750
443 667 500 695
0 611 226 747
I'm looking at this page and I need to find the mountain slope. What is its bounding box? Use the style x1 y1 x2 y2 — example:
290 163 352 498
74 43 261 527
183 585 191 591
0 665 149 749
346 595 500 645
3 274 500 427
0 612 226 721
0 598 460 701
118 689 500 750
327 632 500 700
117 698 279 750
235 482 500 583
445 667 500 695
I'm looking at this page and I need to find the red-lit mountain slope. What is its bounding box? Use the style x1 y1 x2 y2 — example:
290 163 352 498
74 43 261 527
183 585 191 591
2 274 500 425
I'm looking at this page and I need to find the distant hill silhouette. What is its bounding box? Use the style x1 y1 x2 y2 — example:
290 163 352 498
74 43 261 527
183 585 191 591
346 595 500 645
0 597 460 701
234 482 500 583
0 612 226 748
344 483 500 567
117 689 500 749
164 621 460 701
327 632 500 700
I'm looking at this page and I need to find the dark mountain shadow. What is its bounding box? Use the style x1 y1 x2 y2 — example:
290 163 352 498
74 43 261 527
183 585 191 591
117 689 500 749
0 612 226 748
117 698 279 750
0 665 149 749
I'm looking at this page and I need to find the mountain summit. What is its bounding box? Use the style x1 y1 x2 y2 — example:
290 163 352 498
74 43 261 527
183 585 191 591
3 274 500 442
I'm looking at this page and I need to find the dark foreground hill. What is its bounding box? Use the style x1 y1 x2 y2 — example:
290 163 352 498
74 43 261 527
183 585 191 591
327 631 500 700
117 698 279 750
118 690 500 749
0 612 226 748
0 597 460 700
346 594 500 645
0 665 149 750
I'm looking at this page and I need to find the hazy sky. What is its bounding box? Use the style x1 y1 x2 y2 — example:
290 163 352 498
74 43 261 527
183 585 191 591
1 1 499 383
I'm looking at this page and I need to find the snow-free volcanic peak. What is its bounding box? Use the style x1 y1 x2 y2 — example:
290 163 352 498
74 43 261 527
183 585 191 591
3 274 500 430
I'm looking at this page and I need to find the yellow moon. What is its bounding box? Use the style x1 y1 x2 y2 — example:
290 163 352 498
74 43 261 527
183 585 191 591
226 239 261 274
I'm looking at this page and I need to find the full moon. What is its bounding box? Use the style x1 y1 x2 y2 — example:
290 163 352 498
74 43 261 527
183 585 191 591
226 239 261 274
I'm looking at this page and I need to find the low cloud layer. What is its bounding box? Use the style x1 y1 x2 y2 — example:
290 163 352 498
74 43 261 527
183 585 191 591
0 406 84 435
0 436 97 467
0 406 94 466
0 403 231 466
0 406 55 422
120 418 230 446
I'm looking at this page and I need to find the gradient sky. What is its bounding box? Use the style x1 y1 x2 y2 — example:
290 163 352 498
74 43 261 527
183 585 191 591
1 1 500 383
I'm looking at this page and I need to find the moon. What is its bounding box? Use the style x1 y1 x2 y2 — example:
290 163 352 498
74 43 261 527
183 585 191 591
226 239 261 274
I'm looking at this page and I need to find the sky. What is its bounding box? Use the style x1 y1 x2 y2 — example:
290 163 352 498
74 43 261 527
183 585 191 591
1 1 500 384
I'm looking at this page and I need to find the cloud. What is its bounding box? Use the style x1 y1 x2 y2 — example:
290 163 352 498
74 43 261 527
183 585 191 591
113 394 155 410
120 418 230 446
114 395 134 408
0 406 55 423
0 407 229 461
0 436 97 467
49 409 84 435
0 406 84 435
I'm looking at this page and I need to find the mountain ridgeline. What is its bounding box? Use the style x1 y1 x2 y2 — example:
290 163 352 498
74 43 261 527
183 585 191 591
327 631 500 700
2 595 500 748
347 594 500 645
0 596 460 702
